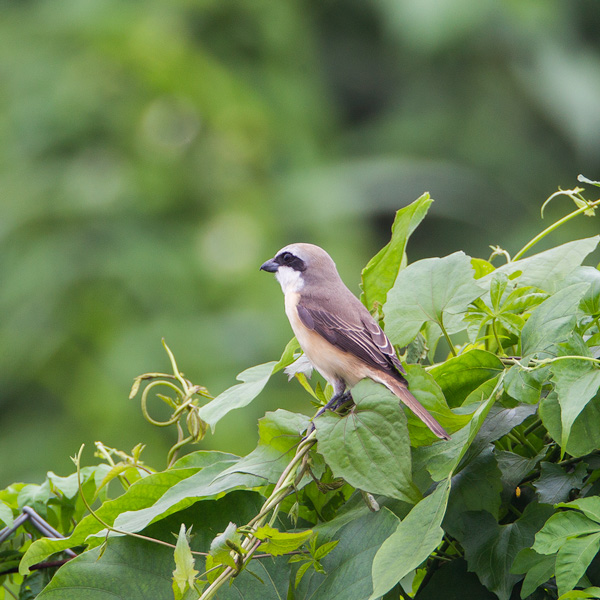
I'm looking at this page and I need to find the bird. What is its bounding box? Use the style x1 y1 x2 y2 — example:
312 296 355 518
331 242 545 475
260 243 450 440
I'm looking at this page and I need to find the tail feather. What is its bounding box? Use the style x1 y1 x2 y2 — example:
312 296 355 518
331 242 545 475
383 376 450 441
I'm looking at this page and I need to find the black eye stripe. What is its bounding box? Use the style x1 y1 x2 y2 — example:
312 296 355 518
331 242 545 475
276 252 306 271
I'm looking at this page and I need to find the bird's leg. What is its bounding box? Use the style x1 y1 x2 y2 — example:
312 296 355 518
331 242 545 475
314 389 352 419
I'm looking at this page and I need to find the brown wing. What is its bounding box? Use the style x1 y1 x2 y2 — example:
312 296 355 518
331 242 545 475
296 303 407 380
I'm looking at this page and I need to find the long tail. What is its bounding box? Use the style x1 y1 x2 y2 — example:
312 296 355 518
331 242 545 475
382 375 450 440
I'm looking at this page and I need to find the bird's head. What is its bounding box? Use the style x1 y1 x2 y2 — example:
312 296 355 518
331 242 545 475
260 243 338 294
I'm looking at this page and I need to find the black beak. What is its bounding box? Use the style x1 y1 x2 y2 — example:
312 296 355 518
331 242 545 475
260 258 278 273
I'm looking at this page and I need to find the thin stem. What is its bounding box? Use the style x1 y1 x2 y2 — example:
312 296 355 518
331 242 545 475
513 197 600 261
523 419 543 438
491 319 504 355
439 318 457 357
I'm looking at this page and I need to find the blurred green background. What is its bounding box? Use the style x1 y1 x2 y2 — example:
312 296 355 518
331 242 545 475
2 0 600 486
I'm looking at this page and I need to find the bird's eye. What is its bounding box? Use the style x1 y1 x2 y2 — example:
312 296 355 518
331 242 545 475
280 252 293 263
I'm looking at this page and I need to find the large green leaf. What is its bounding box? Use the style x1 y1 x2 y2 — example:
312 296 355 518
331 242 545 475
552 358 600 452
314 379 420 504
296 507 400 600
533 462 587 505
198 361 278 429
503 364 545 404
511 548 556 599
429 349 504 408
557 497 600 524
384 251 483 346
489 237 599 294
360 193 433 311
539 392 600 458
443 446 503 539
416 558 497 600
461 503 554 600
556 532 600 597
521 283 590 359
215 409 309 483
534 511 600 555
20 459 217 574
35 491 264 600
369 478 451 600
413 377 500 482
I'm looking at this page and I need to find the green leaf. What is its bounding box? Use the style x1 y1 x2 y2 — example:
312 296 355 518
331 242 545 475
253 524 313 556
552 358 600 452
443 447 503 539
490 272 509 311
489 237 600 294
360 193 433 310
297 505 400 600
503 364 544 404
556 532 600 597
540 392 600 458
560 587 600 599
534 462 587 504
209 522 240 569
521 283 591 359
461 503 554 600
580 276 600 317
511 547 556 599
173 524 199 600
415 558 497 599
369 478 451 599
20 462 209 574
216 409 309 483
429 349 504 408
557 497 600 524
0 500 14 527
385 251 484 346
534 511 600 555
198 361 277 429
413 376 500 481
402 364 472 444
314 379 420 504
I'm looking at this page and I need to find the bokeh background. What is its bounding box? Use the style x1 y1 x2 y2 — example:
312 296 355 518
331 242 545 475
2 0 600 486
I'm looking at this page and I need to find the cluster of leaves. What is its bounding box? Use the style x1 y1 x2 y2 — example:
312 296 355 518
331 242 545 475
2 180 600 600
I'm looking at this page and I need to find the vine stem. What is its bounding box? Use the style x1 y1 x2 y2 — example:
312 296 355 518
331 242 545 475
197 430 317 600
439 318 457 357
512 196 600 261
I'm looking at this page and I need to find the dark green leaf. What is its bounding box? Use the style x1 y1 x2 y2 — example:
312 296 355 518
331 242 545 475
360 193 433 311
297 506 400 600
511 548 556 599
385 251 483 346
415 558 497 600
534 462 587 504
461 503 554 600
369 478 451 599
315 380 420 504
429 349 504 408
443 447 503 539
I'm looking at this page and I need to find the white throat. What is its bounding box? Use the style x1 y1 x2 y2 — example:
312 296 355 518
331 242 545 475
275 266 304 295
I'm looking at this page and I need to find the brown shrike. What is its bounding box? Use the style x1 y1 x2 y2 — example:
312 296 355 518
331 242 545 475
260 243 450 440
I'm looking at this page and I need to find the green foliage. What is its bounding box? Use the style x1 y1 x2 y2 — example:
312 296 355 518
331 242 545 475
3 186 600 600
